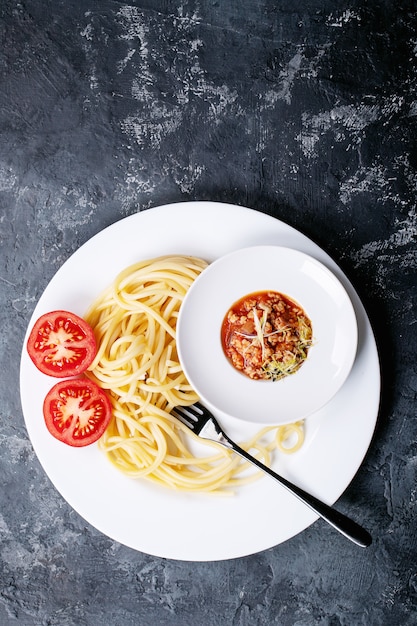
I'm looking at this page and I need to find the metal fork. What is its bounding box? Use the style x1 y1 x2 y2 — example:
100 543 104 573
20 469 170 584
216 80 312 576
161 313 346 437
171 402 372 548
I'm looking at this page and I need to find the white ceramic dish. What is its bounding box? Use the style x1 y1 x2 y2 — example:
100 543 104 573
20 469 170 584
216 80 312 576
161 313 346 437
177 245 358 425
19 201 380 561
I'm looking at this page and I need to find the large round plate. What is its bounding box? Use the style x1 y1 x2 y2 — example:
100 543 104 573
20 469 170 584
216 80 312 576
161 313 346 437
20 202 380 561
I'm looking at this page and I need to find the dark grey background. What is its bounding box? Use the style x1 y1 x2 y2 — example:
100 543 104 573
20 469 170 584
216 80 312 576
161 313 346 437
1 1 416 624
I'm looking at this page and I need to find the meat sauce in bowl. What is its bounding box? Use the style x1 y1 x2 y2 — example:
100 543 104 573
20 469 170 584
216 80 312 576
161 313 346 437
221 291 313 381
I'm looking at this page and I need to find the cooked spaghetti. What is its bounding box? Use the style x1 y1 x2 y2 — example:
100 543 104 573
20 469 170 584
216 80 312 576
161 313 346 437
84 255 304 493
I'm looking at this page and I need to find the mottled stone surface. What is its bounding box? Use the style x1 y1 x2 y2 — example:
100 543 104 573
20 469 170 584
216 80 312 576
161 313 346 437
1 1 416 624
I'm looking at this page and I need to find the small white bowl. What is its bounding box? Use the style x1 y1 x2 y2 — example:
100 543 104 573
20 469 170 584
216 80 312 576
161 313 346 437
177 246 358 425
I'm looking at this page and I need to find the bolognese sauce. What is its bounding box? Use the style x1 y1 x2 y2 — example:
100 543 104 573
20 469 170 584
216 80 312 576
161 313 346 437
221 291 313 381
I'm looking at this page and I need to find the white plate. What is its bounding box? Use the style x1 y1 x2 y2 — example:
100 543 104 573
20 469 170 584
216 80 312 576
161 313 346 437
20 202 380 561
177 245 358 425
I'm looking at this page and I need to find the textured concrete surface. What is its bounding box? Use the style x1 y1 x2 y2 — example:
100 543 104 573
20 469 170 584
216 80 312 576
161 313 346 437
1 1 416 624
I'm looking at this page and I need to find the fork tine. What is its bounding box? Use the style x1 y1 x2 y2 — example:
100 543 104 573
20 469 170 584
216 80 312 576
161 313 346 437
180 403 204 416
171 403 210 434
171 405 198 429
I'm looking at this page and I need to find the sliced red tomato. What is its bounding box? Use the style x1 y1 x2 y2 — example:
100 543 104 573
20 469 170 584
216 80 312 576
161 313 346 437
27 310 96 377
43 379 112 447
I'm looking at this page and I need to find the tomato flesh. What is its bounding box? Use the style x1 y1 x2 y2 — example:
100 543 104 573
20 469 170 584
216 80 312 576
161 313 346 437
43 379 112 447
27 310 96 377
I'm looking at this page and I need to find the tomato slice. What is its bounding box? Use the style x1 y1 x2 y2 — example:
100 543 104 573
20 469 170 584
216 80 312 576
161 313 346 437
43 379 112 447
27 310 96 377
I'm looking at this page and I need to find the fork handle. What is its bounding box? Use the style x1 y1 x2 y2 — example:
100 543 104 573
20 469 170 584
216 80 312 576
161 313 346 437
220 434 372 548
